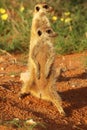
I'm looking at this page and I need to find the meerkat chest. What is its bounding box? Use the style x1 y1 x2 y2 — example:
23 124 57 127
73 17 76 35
36 42 53 72
32 16 50 32
37 44 50 63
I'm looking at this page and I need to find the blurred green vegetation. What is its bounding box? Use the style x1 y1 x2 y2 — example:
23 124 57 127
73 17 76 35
0 118 46 130
0 0 87 54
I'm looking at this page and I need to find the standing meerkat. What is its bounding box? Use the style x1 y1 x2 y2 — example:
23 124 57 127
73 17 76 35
29 2 53 78
20 26 65 116
31 26 57 79
20 3 53 94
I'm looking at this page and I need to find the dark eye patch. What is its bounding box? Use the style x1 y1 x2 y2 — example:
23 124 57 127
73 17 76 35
46 29 52 34
36 6 40 11
43 5 49 9
37 30 42 36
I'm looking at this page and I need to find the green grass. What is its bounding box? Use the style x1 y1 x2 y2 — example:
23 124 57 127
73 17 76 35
0 0 87 54
0 0 32 53
0 118 46 130
51 1 87 54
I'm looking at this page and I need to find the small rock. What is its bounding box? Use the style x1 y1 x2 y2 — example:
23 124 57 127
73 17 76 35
71 84 76 88
26 119 36 125
1 67 4 70
13 118 19 121
10 75 15 78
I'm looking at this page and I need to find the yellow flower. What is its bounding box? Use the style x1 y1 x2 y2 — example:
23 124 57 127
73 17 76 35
52 16 57 21
64 12 70 16
20 6 25 12
0 8 6 14
65 18 72 23
1 13 8 20
60 18 64 22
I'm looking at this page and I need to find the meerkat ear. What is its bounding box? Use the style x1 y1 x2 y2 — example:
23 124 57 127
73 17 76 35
37 30 42 36
36 6 40 11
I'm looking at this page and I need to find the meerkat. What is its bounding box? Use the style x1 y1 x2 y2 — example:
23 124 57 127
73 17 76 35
20 26 65 116
31 26 57 78
20 26 56 96
20 3 54 94
29 2 53 78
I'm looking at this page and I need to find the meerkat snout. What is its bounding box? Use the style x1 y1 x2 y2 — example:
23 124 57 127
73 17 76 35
43 4 49 9
46 29 52 34
46 29 58 37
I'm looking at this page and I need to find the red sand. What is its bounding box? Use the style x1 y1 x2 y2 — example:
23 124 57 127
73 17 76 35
0 52 87 130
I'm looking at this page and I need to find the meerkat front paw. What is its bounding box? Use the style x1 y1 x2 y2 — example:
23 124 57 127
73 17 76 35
36 71 40 79
36 64 40 79
45 71 49 78
45 68 50 78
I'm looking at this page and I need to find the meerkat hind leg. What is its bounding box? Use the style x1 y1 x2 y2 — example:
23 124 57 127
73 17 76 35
47 85 65 116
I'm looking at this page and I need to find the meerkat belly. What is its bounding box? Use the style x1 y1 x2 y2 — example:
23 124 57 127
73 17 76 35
32 16 50 33
37 44 49 77
35 44 50 90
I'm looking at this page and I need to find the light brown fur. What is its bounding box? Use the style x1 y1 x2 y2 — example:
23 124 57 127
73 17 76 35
20 3 54 94
20 26 56 94
20 26 65 116
29 3 53 78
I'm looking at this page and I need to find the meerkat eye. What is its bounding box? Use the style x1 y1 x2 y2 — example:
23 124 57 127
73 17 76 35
43 5 49 9
36 6 40 11
46 29 52 34
37 30 42 36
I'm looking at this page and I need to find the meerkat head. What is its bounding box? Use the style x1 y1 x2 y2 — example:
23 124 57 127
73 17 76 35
34 3 53 14
37 27 58 40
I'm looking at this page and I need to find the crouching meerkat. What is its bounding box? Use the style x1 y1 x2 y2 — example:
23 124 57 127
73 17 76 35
20 26 65 116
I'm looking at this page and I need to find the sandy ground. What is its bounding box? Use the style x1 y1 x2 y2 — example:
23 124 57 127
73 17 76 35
0 52 87 130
